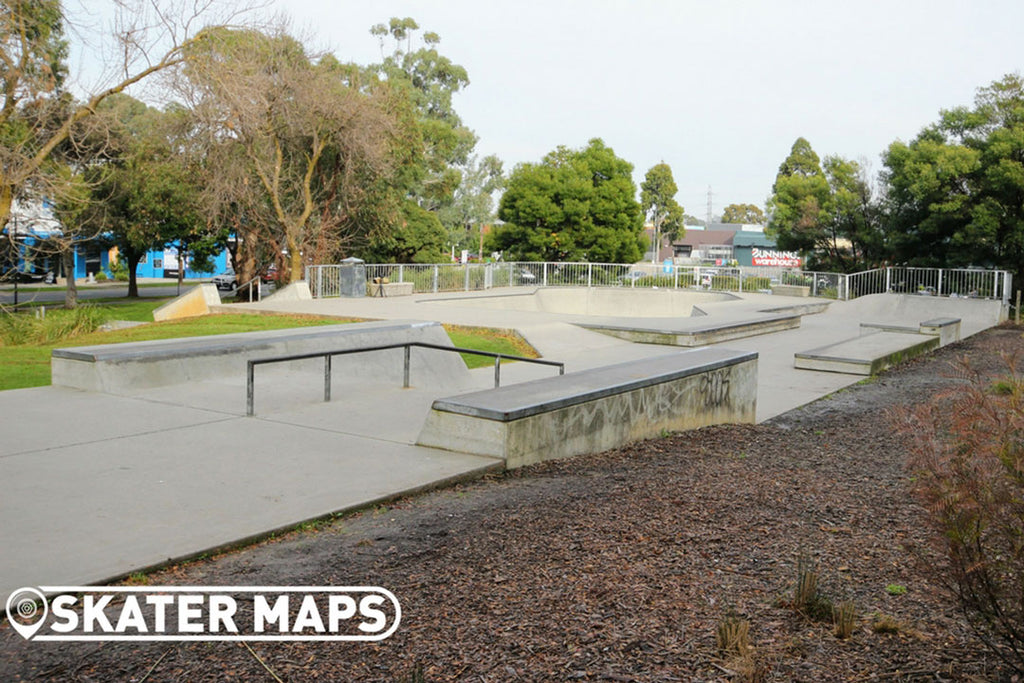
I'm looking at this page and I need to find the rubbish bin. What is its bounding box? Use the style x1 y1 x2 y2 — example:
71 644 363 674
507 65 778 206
337 257 366 297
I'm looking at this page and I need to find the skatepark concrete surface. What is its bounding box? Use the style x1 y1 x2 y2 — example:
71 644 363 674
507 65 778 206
0 285 1006 606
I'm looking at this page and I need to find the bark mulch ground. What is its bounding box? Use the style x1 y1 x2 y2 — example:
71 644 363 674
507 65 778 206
3 326 1022 682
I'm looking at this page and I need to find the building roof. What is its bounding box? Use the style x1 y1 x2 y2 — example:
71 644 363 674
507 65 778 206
731 231 775 248
674 230 737 247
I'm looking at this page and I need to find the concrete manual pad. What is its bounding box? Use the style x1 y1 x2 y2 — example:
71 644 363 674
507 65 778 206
795 331 940 375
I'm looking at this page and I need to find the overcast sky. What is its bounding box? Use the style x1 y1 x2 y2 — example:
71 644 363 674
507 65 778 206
74 0 1024 220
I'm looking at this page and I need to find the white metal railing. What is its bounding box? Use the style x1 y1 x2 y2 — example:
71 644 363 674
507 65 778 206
305 262 1011 304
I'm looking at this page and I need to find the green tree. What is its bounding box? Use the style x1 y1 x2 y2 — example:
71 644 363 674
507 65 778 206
882 73 1024 279
438 153 505 255
640 162 684 263
768 138 879 270
490 138 644 263
0 0 215 234
370 18 476 212
366 201 447 263
721 203 766 225
70 95 214 298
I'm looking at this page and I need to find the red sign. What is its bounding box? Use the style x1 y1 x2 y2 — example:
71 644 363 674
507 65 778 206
751 247 802 267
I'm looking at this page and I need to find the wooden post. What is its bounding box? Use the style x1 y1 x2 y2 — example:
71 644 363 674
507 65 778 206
1016 290 1021 325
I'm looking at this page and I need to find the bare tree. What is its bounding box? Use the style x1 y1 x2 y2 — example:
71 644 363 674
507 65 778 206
181 25 413 284
1 0 239 302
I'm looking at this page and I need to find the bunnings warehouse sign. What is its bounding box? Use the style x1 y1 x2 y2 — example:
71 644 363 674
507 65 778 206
751 248 802 267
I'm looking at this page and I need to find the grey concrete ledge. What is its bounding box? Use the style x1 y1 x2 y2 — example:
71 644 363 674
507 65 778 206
432 347 757 422
53 320 440 363
577 313 797 337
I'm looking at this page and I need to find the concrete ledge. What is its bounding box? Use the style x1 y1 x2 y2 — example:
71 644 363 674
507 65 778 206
795 331 940 376
152 284 221 322
771 284 811 297
368 282 414 297
417 348 758 468
578 314 799 347
920 317 961 346
52 320 467 394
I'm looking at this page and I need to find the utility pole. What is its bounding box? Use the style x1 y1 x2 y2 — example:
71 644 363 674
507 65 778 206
706 186 714 227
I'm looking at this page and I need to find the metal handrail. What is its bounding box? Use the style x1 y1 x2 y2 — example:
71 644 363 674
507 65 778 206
246 342 565 416
237 276 261 302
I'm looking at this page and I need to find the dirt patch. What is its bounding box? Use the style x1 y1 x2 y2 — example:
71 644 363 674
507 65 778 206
3 327 1021 681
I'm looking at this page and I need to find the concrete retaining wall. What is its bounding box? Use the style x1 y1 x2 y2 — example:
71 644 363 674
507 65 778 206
417 348 757 468
52 320 468 395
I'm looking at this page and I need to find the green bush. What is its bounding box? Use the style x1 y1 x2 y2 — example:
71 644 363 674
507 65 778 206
94 271 108 283
0 305 108 346
741 276 772 291
710 275 740 291
634 275 676 288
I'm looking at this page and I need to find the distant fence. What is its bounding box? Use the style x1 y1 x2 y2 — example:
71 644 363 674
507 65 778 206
305 262 1011 305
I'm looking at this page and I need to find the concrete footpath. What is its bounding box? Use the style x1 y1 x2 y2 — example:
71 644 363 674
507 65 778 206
0 287 1005 606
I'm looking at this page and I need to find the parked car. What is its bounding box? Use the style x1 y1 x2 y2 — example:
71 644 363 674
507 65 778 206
619 271 648 284
516 268 537 282
212 269 237 290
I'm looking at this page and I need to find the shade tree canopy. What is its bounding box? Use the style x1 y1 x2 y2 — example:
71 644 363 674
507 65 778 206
640 162 684 258
721 203 765 225
489 138 644 263
882 73 1024 280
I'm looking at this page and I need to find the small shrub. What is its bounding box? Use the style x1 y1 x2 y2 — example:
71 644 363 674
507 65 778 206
741 276 772 291
898 355 1024 673
715 613 769 682
885 583 907 596
0 305 107 346
833 600 856 639
94 271 108 282
711 275 740 291
871 613 903 634
792 552 833 621
716 614 751 656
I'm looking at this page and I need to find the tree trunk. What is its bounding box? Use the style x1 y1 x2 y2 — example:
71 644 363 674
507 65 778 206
62 247 77 309
127 249 142 298
288 236 302 283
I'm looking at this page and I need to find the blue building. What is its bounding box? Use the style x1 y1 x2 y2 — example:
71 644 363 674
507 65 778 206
3 201 228 281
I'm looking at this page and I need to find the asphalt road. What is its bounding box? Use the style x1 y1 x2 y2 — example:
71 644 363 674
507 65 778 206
0 284 198 305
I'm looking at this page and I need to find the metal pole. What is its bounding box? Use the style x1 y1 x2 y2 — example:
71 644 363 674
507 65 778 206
324 354 332 403
246 361 255 416
937 269 943 298
494 356 501 388
587 263 592 288
403 345 411 388
885 267 891 293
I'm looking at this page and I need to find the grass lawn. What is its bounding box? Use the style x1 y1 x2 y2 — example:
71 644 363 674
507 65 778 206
0 306 540 390
443 324 538 368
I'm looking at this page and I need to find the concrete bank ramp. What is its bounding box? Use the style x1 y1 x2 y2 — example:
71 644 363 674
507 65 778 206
421 287 737 317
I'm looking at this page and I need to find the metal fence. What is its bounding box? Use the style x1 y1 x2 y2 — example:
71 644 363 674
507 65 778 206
306 262 1011 304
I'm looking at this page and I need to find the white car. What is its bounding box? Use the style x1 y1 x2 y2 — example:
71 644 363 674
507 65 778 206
212 269 237 290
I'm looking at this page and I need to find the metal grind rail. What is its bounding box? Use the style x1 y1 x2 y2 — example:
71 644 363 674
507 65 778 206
246 342 565 416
